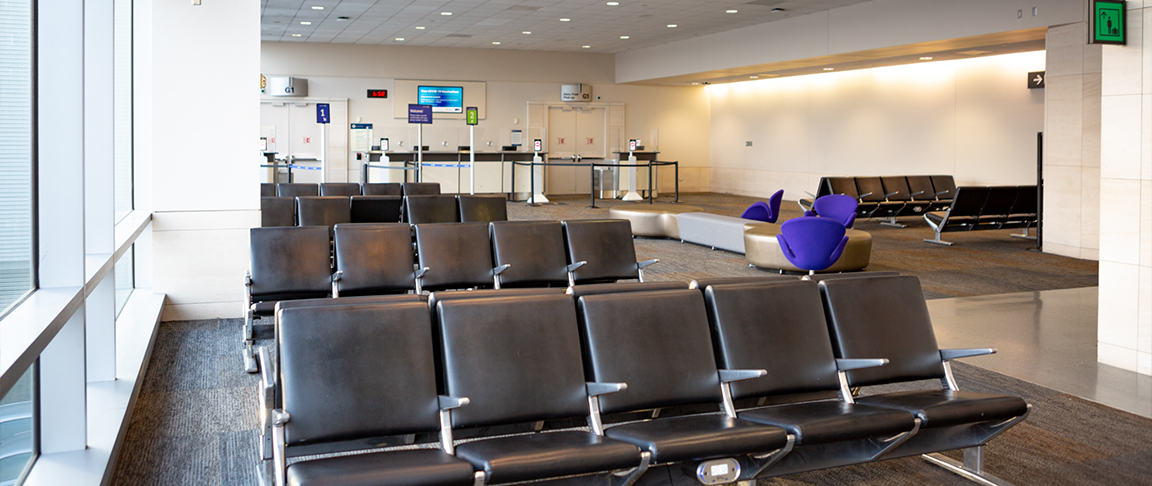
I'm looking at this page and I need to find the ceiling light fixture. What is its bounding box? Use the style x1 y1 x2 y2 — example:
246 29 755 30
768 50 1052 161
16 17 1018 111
823 67 834 71
560 18 571 21
620 35 629 39
395 37 405 41
522 31 531 34
291 33 302 37
416 26 425 30
492 41 501 44
441 11 452 15
300 21 311 25
582 45 591 48
726 9 737 14
311 5 323 10
667 24 677 28
691 82 700 85
771 8 784 13
919 56 933 60
607 1 619 5
749 76 758 79
336 16 349 20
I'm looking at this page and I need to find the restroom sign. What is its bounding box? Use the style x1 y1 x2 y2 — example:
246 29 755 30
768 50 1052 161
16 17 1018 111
1092 0 1126 45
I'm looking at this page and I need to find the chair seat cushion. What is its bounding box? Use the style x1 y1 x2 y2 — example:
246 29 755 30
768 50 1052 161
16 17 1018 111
286 449 476 486
455 430 640 484
737 400 916 446
604 414 788 464
856 390 1028 429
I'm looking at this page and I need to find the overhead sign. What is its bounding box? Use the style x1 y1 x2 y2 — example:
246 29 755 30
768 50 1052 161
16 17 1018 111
367 89 388 98
267 77 308 97
561 83 593 102
1092 0 1126 45
408 104 433 124
1027 71 1045 89
316 103 330 124
465 106 479 126
350 123 373 130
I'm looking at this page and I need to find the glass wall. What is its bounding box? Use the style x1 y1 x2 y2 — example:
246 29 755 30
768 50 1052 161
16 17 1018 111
114 246 133 316
0 365 35 486
113 0 133 222
0 0 34 315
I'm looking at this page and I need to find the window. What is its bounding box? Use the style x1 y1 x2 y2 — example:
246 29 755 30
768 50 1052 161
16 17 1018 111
0 0 35 315
113 0 132 222
0 364 36 485
114 246 133 316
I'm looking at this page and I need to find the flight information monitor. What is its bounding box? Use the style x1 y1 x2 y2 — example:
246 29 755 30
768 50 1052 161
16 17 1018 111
417 86 464 113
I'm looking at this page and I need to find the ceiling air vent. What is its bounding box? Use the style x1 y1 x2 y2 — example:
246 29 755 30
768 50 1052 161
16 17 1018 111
446 34 472 38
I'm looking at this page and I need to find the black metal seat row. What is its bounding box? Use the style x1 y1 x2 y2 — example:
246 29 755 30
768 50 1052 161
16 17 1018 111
260 275 1028 486
261 194 510 228
800 176 957 226
262 181 441 198
923 185 1038 245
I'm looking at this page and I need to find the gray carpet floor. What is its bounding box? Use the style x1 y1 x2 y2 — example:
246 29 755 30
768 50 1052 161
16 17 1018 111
110 192 1118 485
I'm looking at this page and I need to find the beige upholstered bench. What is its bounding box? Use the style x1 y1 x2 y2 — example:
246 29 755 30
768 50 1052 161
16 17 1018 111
743 222 873 273
607 204 704 239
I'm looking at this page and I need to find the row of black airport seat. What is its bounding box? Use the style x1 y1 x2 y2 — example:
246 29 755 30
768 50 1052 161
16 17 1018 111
261 181 442 198
801 175 958 224
261 194 510 228
258 275 1029 486
923 185 1038 245
242 219 658 372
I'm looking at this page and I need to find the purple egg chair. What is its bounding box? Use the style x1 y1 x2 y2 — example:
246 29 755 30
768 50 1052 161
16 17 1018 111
740 189 784 223
807 194 858 229
776 216 849 275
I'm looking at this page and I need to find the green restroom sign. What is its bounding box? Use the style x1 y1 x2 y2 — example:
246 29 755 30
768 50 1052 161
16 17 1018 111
1094 0 1126 45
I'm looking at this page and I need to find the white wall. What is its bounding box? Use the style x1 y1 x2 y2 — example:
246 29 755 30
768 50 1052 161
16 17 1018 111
150 0 260 320
261 42 712 191
708 51 1046 199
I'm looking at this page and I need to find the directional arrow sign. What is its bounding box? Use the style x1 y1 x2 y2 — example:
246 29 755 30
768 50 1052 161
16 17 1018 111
1028 71 1045 89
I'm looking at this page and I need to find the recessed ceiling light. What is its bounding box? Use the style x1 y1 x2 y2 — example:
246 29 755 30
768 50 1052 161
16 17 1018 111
336 16 350 20
607 1 619 5
311 5 323 10
300 21 311 25
691 82 700 85
726 9 738 14
492 41 501 45
395 37 405 41
560 18 571 22
416 26 425 30
667 24 677 28
440 11 452 15
582 45 591 48
522 31 531 34
620 35 629 39
291 34 302 37
919 56 933 60
749 76 758 79
771 8 784 13
823 67 834 71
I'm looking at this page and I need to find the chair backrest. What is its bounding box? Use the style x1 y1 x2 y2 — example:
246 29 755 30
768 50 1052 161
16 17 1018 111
249 226 332 300
428 288 566 332
320 183 362 197
260 197 295 227
362 183 402 196
704 281 840 398
777 217 848 272
277 183 319 198
853 177 888 202
1010 185 1038 215
812 194 858 228
688 275 796 291
296 196 352 230
562 219 640 284
414 222 496 291
490 221 569 287
825 177 860 199
930 176 957 200
947 187 991 216
577 289 723 414
350 195 403 223
880 176 914 202
334 224 416 296
740 189 784 223
818 275 946 387
438 294 590 428
566 281 688 299
405 195 459 224
279 302 441 446
261 183 276 197
457 195 508 223
981 186 1020 217
403 182 441 196
274 294 423 317
905 176 936 200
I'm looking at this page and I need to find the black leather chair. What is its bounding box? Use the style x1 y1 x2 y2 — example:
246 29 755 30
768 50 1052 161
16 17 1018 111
362 182 402 196
333 223 421 296
277 183 319 198
819 275 1030 482
703 281 919 476
405 195 459 224
403 182 442 196
261 183 277 197
1005 185 1038 238
489 221 575 288
976 186 1020 226
907 175 951 211
825 177 876 217
566 281 687 299
261 197 295 227
688 276 796 291
880 176 931 225
414 223 508 292
319 182 362 197
923 186 990 245
270 302 479 486
561 220 658 285
854 177 903 219
930 175 957 205
244 226 332 373
457 195 508 224
436 294 650 484
576 289 793 481
350 195 403 223
295 196 351 231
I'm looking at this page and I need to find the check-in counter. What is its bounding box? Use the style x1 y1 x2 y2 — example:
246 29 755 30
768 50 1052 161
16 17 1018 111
613 151 660 197
362 151 540 195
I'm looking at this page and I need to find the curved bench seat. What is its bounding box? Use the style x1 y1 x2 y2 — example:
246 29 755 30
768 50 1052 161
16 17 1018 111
744 223 872 273
607 203 703 239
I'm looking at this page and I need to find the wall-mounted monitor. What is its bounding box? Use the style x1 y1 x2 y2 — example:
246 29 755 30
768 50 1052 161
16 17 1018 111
417 86 464 113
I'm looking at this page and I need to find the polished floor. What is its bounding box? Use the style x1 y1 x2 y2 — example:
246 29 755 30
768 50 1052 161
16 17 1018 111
929 286 1152 419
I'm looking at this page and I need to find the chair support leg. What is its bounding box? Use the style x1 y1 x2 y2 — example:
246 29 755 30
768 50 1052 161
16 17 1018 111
1009 227 1037 240
923 228 954 246
879 216 906 228
922 447 1014 486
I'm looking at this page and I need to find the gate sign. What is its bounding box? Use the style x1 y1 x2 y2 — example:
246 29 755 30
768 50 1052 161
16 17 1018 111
316 103 330 124
1092 0 1126 45
465 106 479 126
408 104 433 124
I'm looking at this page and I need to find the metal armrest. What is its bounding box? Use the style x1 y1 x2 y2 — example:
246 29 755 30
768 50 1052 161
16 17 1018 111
567 261 587 287
910 190 925 198
331 270 343 282
805 191 817 198
567 261 587 272
438 395 470 410
637 259 659 270
245 270 253 287
586 382 627 435
271 409 291 486
718 369 767 383
438 396 470 454
586 382 627 396
858 192 873 199
492 264 511 289
884 191 899 199
933 190 950 198
414 267 430 294
939 348 996 360
331 270 343 298
835 358 888 371
257 346 276 408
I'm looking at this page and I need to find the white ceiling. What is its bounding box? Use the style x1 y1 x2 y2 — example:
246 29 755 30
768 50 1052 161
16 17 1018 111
261 0 874 53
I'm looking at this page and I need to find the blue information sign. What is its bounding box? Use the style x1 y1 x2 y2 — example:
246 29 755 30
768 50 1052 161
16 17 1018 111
408 104 433 124
316 103 330 124
350 123 373 130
